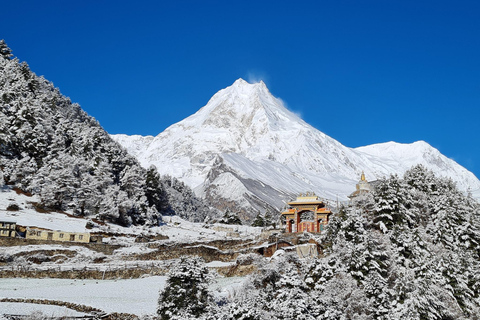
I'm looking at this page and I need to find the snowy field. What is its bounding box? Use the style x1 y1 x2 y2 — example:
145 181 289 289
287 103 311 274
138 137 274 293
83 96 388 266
0 276 246 316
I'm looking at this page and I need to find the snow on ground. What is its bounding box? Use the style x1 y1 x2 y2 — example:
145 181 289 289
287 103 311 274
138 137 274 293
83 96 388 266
0 302 88 317
1 244 98 256
0 276 247 316
112 244 156 255
0 186 263 244
211 276 247 300
0 186 89 233
102 214 263 243
205 261 235 268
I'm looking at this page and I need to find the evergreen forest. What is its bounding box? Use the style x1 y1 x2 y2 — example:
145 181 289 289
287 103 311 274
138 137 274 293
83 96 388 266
0 40 212 226
158 165 480 320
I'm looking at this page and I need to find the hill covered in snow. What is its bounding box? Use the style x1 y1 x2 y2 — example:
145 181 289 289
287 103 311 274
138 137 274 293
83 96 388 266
112 79 480 219
0 40 212 226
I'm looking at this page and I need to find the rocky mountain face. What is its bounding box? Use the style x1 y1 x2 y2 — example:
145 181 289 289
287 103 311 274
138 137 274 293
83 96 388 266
0 41 212 226
112 79 480 220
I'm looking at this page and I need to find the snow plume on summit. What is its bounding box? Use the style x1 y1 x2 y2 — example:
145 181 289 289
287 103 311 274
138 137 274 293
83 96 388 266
246 71 269 85
112 79 480 220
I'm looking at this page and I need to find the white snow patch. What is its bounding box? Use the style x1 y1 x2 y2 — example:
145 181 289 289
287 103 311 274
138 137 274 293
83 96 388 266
0 302 88 317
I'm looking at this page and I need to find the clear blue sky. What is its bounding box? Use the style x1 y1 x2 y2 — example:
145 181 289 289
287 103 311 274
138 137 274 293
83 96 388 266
2 1 480 178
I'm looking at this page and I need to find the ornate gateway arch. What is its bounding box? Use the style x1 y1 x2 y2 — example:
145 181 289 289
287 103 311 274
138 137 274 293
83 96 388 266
281 193 332 233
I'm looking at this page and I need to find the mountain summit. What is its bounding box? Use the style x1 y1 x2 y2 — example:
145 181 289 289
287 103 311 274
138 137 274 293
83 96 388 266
113 79 480 219
174 78 309 157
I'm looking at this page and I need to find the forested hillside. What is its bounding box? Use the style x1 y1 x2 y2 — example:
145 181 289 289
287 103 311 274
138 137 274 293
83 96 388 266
0 40 211 225
159 165 480 319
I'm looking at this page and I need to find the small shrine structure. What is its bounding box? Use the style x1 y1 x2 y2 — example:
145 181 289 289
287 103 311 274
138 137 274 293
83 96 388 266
348 171 372 199
281 193 332 233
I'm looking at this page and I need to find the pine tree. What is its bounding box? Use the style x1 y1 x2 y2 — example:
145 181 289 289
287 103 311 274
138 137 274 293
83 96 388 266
0 40 13 60
251 212 265 227
145 165 169 214
263 209 278 228
157 257 214 320
162 174 213 222
220 209 242 225
372 174 405 232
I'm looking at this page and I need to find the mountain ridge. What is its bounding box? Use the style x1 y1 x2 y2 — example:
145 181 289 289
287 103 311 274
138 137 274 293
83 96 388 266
112 79 480 218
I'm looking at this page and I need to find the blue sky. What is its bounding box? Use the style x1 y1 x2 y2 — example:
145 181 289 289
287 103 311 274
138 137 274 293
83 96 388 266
2 1 480 178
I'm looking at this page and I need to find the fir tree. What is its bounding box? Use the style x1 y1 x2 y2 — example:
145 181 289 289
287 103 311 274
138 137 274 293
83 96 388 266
157 257 214 320
251 212 265 227
0 40 13 60
220 209 242 225
145 165 169 214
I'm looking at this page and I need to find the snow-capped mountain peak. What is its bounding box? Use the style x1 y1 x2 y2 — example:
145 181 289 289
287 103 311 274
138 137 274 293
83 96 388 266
188 78 305 134
112 80 480 218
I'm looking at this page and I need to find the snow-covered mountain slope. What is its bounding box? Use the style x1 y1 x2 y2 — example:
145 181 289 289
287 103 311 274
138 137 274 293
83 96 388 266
112 79 480 217
354 141 480 195
113 134 155 155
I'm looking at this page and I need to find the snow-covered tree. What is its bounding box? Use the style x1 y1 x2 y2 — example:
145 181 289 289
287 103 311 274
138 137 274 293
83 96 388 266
162 174 214 222
157 257 214 320
219 209 242 225
251 212 266 227
0 39 13 60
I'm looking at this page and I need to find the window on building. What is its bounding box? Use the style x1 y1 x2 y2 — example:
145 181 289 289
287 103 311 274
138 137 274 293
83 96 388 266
59 233 64 238
70 234 75 241
36 231 41 236
79 235 83 240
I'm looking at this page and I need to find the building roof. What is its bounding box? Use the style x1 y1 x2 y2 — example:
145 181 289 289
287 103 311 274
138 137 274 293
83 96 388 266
288 195 326 205
288 200 325 205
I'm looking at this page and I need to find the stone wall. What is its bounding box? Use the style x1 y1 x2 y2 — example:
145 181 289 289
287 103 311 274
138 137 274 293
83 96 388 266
133 244 238 262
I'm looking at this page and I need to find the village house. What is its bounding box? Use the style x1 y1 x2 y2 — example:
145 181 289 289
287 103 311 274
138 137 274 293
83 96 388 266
25 227 91 243
0 220 17 237
281 193 332 233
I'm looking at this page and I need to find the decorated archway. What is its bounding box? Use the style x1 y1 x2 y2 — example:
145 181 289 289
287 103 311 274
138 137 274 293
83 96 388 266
281 194 332 233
